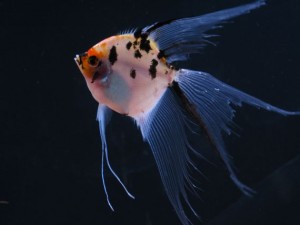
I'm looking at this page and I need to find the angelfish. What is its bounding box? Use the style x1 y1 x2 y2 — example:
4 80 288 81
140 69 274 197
74 1 299 224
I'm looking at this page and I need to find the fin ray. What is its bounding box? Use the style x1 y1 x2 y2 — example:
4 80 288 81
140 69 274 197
135 89 208 225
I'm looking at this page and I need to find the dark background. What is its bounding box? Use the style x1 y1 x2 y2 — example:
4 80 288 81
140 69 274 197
1 0 300 224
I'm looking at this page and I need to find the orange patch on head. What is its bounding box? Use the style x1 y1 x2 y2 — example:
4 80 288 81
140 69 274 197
87 47 98 57
88 45 107 59
100 42 107 48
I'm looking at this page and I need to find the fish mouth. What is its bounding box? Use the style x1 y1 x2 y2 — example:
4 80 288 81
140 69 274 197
74 52 88 68
74 54 81 67
74 54 86 75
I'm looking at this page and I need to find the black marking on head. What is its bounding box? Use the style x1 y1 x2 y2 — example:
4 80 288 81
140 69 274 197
157 50 165 59
91 61 103 83
77 52 87 69
91 71 100 83
149 59 158 79
140 34 152 53
126 41 132 50
134 50 142 58
77 57 83 65
109 46 117 65
134 28 142 38
130 68 136 79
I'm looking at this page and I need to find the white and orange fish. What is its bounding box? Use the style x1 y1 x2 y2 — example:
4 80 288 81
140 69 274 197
74 0 299 224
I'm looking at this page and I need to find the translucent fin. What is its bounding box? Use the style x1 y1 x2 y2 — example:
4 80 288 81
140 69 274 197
175 69 300 195
96 104 135 211
142 0 265 63
135 89 208 225
119 28 137 35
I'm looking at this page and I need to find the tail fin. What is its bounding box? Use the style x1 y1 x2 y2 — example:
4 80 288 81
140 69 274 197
143 0 266 63
175 69 300 195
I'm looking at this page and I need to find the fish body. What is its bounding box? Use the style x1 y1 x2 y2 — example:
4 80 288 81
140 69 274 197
74 1 300 224
76 34 175 117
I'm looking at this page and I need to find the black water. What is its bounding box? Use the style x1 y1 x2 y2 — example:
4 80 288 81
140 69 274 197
1 0 300 225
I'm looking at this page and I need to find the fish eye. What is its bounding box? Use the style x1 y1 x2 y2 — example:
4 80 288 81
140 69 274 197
88 55 98 67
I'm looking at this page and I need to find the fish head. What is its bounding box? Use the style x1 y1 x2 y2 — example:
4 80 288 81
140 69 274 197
74 45 111 86
75 43 119 109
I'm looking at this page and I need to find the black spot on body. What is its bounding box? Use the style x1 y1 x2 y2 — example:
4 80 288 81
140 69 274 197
149 59 158 79
157 50 165 59
134 50 142 58
126 41 132 50
109 46 117 65
133 40 139 49
134 28 142 38
140 34 152 53
130 68 136 79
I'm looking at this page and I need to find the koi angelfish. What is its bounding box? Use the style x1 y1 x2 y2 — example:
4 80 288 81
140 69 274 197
74 0 299 224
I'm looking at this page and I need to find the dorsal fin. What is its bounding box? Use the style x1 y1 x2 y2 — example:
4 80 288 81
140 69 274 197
141 0 266 63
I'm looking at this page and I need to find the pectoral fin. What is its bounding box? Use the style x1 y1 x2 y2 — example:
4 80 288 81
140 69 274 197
97 104 134 211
